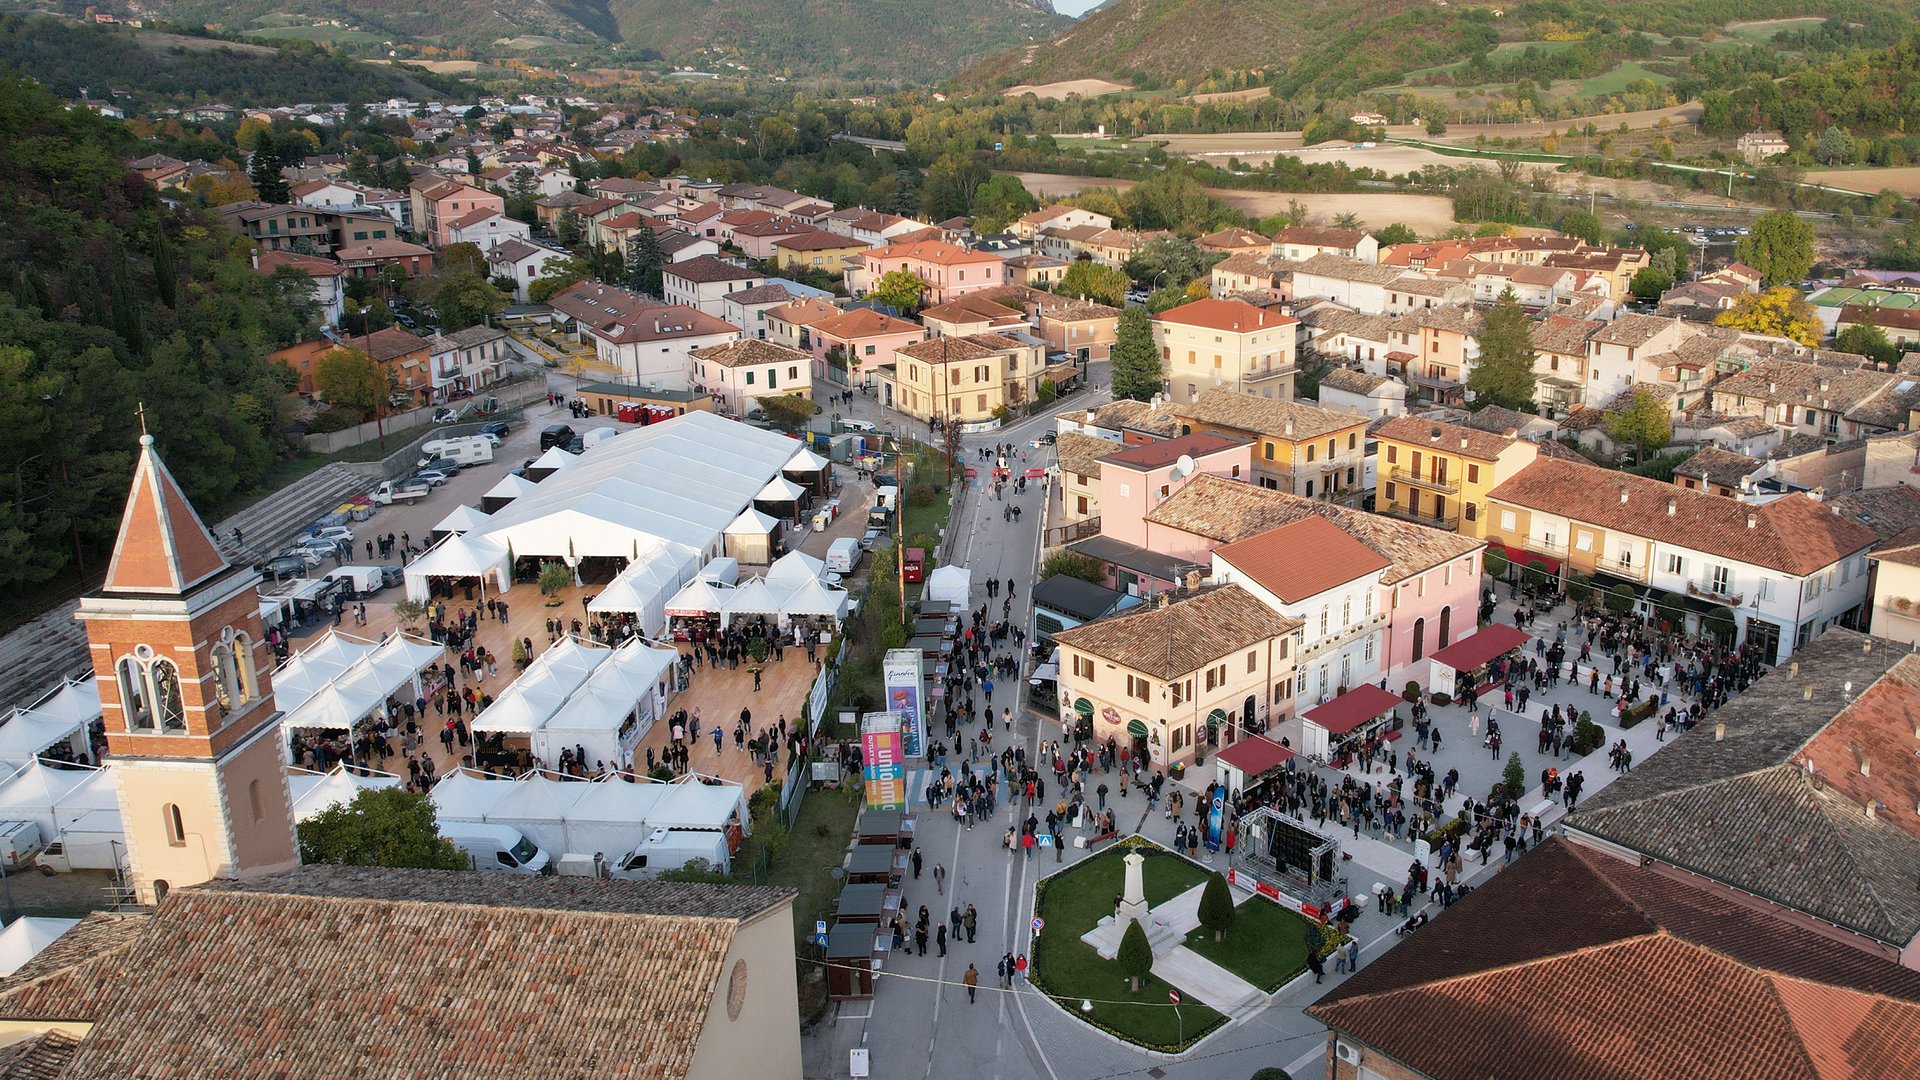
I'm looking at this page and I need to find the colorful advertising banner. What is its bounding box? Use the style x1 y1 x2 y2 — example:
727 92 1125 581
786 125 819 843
1205 786 1226 853
861 712 906 811
883 648 925 757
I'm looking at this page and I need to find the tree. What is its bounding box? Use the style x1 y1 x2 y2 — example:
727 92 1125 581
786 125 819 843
1146 286 1188 313
1426 117 1447 136
556 210 584 248
247 141 290 204
624 227 666 296
1042 550 1103 582
538 561 573 597
1374 223 1418 247
1481 547 1507 580
1605 388 1672 461
1198 872 1237 943
1117 918 1153 993
1605 582 1636 615
922 154 991 222
1817 125 1857 166
1124 236 1220 289
1467 289 1536 410
1736 211 1815 288
431 272 508 332
1638 228 1690 279
754 393 815 431
1110 307 1163 402
1501 752 1528 800
1715 287 1821 347
753 116 796 161
297 788 467 870
1557 209 1605 245
1565 573 1592 606
313 347 386 418
969 174 1037 234
869 268 926 312
1332 212 1362 230
1836 323 1897 364
1057 260 1128 307
1629 266 1673 302
528 256 591 303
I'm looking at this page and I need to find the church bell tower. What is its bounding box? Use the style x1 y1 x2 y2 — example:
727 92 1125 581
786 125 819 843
75 432 298 903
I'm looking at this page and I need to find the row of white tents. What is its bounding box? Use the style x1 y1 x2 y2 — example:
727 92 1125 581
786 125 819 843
274 632 447 754
470 636 679 770
660 549 849 629
429 769 748 868
0 678 98 765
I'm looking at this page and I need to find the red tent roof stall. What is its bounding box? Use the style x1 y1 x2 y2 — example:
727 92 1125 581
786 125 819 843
1302 684 1402 737
1215 736 1295 778
1427 624 1531 674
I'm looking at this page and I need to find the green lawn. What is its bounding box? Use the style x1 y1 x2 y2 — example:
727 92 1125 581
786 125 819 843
1182 897 1319 992
1030 843 1226 1051
1571 62 1673 96
760 783 863 946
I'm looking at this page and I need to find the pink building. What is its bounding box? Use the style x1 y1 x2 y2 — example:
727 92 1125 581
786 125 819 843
851 239 1006 305
1079 473 1484 683
805 307 925 388
1097 434 1254 551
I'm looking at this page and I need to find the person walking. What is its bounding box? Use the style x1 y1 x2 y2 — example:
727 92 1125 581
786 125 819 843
964 963 979 1003
936 924 948 958
933 863 946 895
911 847 923 879
963 904 978 943
1014 953 1029 985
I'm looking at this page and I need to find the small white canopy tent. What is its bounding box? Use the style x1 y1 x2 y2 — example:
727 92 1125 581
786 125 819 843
665 578 735 619
0 918 79 978
526 445 579 481
765 549 824 586
785 446 828 473
286 765 402 822
433 503 490 536
403 533 511 602
0 678 101 764
586 540 703 638
272 632 381 715
0 761 117 845
431 769 748 865
534 641 678 769
482 473 540 513
925 565 972 605
471 637 609 739
755 475 807 504
777 578 850 623
723 508 779 566
722 577 786 627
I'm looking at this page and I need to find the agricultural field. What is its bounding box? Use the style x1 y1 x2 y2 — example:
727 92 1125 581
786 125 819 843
1003 78 1129 100
1803 167 1920 198
242 25 384 45
1003 171 1460 234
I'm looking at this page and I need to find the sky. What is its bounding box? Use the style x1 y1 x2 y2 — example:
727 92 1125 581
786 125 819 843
1053 0 1104 15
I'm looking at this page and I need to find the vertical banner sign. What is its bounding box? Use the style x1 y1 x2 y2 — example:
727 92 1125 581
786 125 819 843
883 648 926 757
1205 786 1226 852
861 713 905 811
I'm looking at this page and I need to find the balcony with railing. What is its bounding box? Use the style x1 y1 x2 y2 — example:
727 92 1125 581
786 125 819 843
1380 505 1460 531
1599 555 1648 583
1241 361 1300 385
1687 580 1744 608
1389 466 1460 494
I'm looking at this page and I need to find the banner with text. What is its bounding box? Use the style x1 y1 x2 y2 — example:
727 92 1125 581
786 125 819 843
861 712 906 811
883 648 926 758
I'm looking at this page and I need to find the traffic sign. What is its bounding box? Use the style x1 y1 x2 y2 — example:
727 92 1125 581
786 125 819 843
1169 989 1181 1005
1031 917 1045 932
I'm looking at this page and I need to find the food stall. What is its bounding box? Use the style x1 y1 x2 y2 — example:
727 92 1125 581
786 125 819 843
1299 684 1403 767
1425 624 1533 703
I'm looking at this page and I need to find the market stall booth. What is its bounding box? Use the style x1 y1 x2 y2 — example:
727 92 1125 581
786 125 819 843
533 640 679 771
402 533 510 603
278 634 445 766
832 881 902 926
924 565 971 606
1299 684 1403 766
431 503 490 541
722 508 779 567
586 540 703 640
826 922 884 1000
470 637 608 770
844 842 904 886
783 446 832 497
1425 624 1532 703
753 475 808 523
1214 736 1297 802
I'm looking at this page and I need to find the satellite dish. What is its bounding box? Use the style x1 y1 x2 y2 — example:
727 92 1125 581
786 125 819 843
1172 454 1195 479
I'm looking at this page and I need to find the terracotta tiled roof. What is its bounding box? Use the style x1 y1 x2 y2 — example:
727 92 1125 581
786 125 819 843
552 282 736 344
1101 432 1245 471
1216 515 1389 601
1318 367 1395 395
921 293 1027 326
444 206 506 231
1145 475 1480 583
688 338 810 369
1868 523 1920 567
0 912 148 1021
1832 487 1920 543
1595 312 1679 347
1029 296 1120 323
1275 226 1367 248
1530 314 1604 355
1489 458 1877 575
810 307 920 339
0 1030 80 1078
765 297 842 327
724 284 797 306
1311 836 1920 1080
254 250 342 278
1372 415 1518 462
896 336 1003 365
1055 431 1122 478
1152 298 1296 334
1712 357 1897 415
1173 389 1365 441
336 239 432 261
1056 398 1182 438
663 255 758 284
867 239 1001 266
1198 226 1269 250
1052 585 1300 679
1673 445 1762 487
772 230 861 251
1293 253 1405 287
1212 251 1289 279
22 868 794 1080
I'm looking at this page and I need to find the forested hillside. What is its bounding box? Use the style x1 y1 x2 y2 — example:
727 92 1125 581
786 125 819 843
0 76 318 592
0 15 458 107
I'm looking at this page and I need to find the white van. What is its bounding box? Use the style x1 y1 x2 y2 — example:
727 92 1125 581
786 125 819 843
825 537 860 576
325 565 387 597
443 822 551 875
841 418 876 433
581 426 620 450
418 436 495 469
606 829 731 882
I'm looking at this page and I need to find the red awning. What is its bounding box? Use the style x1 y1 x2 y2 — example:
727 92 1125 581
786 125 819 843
1493 542 1560 576
1302 684 1402 737
1215 736 1295 777
1427 624 1531 674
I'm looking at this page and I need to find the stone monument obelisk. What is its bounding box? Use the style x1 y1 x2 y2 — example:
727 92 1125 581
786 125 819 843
1116 850 1148 929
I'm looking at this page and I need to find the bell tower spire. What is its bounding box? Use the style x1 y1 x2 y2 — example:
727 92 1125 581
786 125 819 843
76 426 298 903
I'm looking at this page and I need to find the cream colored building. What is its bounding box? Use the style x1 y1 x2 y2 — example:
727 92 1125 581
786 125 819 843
1056 431 1123 527
886 333 1047 423
1151 298 1300 403
687 339 813 417
1053 585 1302 771
1868 531 1920 647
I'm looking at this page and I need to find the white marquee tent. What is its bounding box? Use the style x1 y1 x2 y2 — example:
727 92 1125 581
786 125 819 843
402 533 511 602
755 476 806 504
471 636 608 739
287 765 402 822
776 578 850 621
272 632 382 715
785 446 828 473
430 769 747 865
0 918 78 978
0 678 100 764
925 565 972 605
723 508 779 566
0 761 120 869
665 578 736 619
586 540 703 638
279 634 444 740
433 503 490 536
765 549 823 585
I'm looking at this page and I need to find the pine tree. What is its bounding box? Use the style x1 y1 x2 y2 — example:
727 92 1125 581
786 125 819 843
1197 872 1237 943
624 227 666 297
1117 918 1153 993
1110 306 1163 402
1467 289 1536 411
248 141 289 204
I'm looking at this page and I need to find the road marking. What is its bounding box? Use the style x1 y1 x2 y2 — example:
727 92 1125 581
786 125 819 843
1283 1040 1326 1078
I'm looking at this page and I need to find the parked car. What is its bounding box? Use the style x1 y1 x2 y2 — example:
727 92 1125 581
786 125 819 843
480 420 511 442
306 525 355 547
416 458 462 477
405 470 450 488
286 537 344 562
256 554 312 580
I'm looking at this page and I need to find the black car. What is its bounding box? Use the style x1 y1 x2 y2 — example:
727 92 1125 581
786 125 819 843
540 423 577 451
480 420 511 441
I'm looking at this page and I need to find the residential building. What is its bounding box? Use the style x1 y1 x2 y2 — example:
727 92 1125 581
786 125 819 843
1003 253 1069 289
1150 298 1300 403
820 208 925 247
1838 303 1920 349
1053 585 1303 771
1053 398 1183 447
339 327 434 405
1710 356 1920 441
1209 252 1292 301
1197 227 1272 258
805 307 925 389
1097 433 1253 551
1028 296 1121 366
1273 226 1378 264
549 280 739 388
1372 415 1540 536
1672 445 1765 497
921 294 1029 339
253 250 343 328
335 238 434 280
849 239 1005 305
770 231 867 273
1212 515 1390 700
425 325 509 401
411 178 505 248
1289 254 1405 314
268 339 334 396
1170 389 1368 500
1486 458 1877 660
1013 205 1112 239
1737 129 1791 163
1541 248 1651 302
486 239 569 302
1868 526 1920 645
1316 368 1406 420
534 190 599 229
1585 312 1690 402
291 178 408 228
1864 430 1920 491
723 284 804 341
725 215 810 259
1530 314 1603 416
443 208 530 252
687 339 813 416
662 256 764 316
1079 228 1169 269
763 297 845 353
885 333 1047 423
215 202 332 253
1057 431 1123 527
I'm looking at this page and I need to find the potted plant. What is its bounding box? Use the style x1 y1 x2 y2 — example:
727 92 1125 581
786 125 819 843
537 561 572 606
1898 597 1914 613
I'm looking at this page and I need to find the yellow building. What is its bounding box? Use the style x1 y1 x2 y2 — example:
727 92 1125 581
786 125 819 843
887 333 1046 424
1056 431 1123 526
1371 415 1539 536
1172 388 1370 502
771 231 868 273
1053 585 1302 771
1151 298 1300 403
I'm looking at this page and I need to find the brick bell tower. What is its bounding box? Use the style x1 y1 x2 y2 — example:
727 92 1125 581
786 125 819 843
75 431 298 903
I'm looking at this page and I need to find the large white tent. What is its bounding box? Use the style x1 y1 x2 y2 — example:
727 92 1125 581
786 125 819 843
535 641 678 769
665 578 736 619
0 761 120 868
0 677 100 764
430 769 748 865
721 578 786 624
433 503 490 536
472 636 608 739
586 539 702 638
286 765 402 822
925 565 972 605
0 918 78 978
402 532 511 602
279 635 444 741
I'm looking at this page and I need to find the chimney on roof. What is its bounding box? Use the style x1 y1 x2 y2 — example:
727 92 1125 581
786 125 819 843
1789 661 1799 677
1186 570 1203 589
1619 485 1629 504
1867 799 1878 820
1461 435 1469 450
1714 721 1725 742
1768 381 1777 395
1747 512 1757 529
1430 427 1443 441
1666 497 1676 516
1803 684 1815 701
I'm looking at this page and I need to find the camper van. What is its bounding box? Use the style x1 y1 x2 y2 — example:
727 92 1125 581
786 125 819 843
581 426 620 450
443 822 552 875
824 537 860 576
606 829 730 882
417 436 495 469
325 565 389 598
